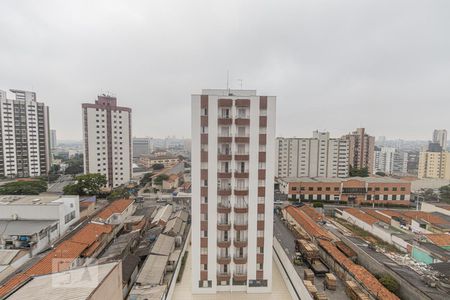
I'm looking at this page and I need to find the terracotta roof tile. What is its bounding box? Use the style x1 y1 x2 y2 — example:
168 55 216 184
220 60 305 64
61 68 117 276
285 206 332 240
96 198 134 220
362 209 391 224
319 240 399 300
344 208 379 225
299 205 323 222
424 234 450 247
0 223 113 298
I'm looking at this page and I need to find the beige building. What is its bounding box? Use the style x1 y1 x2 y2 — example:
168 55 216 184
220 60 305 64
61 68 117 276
342 128 375 174
418 151 450 179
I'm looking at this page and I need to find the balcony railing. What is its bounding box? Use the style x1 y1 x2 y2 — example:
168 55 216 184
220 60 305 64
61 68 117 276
233 255 248 264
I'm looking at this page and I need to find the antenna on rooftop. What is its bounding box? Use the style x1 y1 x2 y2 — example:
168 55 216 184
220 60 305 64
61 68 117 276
237 79 243 89
226 70 230 95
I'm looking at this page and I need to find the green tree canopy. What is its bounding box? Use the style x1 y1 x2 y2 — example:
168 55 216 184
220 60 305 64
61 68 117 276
154 174 169 185
0 180 47 195
377 273 400 294
439 185 450 204
349 166 369 177
63 173 106 196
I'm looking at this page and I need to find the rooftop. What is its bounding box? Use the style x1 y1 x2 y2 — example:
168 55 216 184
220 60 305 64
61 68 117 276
96 198 134 220
424 234 450 247
0 222 113 298
151 234 175 256
135 254 168 286
280 176 409 184
343 208 381 225
0 195 77 205
318 240 399 300
284 205 332 240
0 219 57 236
6 262 119 300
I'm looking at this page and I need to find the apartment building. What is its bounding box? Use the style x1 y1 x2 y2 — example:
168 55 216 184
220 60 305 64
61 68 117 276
276 131 349 178
132 137 151 158
278 177 411 205
0 89 50 178
191 89 275 293
433 129 447 150
82 95 132 187
342 128 375 173
418 150 450 180
373 147 408 175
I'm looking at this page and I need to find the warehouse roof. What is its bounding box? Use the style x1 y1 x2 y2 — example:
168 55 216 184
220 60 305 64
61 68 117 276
284 205 332 240
0 220 57 236
343 208 380 225
136 255 168 286
96 198 134 220
151 234 175 256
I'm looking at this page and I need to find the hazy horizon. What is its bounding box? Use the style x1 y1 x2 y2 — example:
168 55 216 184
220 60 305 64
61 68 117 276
1 0 450 141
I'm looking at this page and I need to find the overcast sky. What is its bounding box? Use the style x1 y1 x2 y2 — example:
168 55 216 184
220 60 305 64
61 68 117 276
1 0 449 141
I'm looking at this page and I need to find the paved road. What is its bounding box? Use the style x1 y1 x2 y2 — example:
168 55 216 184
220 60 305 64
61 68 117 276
47 174 74 193
273 214 349 300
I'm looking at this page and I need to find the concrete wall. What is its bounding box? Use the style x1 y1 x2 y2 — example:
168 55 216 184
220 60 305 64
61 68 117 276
273 238 312 300
91 262 123 300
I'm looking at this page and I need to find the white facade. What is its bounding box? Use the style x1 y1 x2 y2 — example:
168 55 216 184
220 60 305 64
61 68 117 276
191 89 275 294
82 95 132 187
373 147 408 175
276 131 349 178
0 195 80 255
0 89 50 178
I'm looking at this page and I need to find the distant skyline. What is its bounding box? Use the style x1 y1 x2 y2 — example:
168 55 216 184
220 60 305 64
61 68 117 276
1 0 450 141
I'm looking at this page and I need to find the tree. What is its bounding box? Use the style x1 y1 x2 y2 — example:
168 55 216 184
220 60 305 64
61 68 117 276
64 154 84 175
152 163 164 170
439 185 450 204
154 174 169 185
63 173 106 196
0 180 47 195
349 166 369 177
140 172 153 187
417 188 439 202
375 171 386 177
377 273 400 294
107 186 130 200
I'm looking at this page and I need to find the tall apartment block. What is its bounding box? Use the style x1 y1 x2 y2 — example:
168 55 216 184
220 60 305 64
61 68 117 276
276 131 349 178
342 128 375 173
418 150 450 180
191 89 276 294
132 137 151 158
82 95 132 188
373 147 408 176
433 129 447 150
0 89 50 177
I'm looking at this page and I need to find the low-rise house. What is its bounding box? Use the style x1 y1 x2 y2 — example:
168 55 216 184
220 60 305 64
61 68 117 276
94 198 135 226
411 242 450 264
151 234 175 256
6 262 123 300
421 202 450 217
151 204 173 226
139 154 179 168
162 174 181 190
121 254 140 298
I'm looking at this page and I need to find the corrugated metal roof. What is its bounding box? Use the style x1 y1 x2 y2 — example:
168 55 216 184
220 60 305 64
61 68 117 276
151 234 175 256
136 255 168 286
0 250 20 265
0 220 57 236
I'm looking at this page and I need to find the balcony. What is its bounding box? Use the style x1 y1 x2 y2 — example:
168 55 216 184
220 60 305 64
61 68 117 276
217 239 231 248
218 187 232 196
233 273 247 282
201 254 208 264
218 118 232 125
234 205 248 213
234 154 249 161
217 203 231 213
218 171 232 179
257 204 265 213
234 189 248 196
200 187 208 197
257 220 265 230
235 136 249 143
234 239 248 247
234 171 249 179
217 272 231 282
256 270 264 279
234 255 248 264
200 151 208 162
218 99 232 107
200 270 208 280
218 152 232 160
234 223 248 231
257 253 264 264
200 220 208 230
217 222 231 231
257 237 264 247
217 255 231 264
201 203 208 213
234 118 250 126
201 237 208 247
218 136 232 143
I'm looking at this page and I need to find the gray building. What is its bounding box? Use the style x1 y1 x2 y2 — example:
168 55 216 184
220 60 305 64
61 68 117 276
133 137 151 158
0 89 50 177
